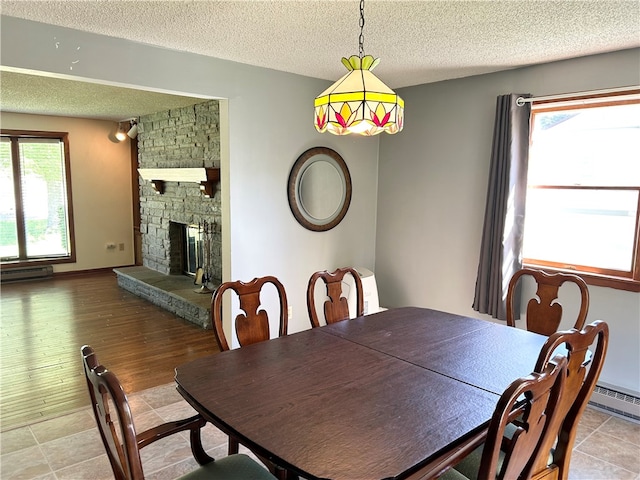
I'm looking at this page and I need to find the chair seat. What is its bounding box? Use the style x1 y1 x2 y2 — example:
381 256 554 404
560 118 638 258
439 467 470 480
448 430 554 480
445 446 506 480
181 454 277 480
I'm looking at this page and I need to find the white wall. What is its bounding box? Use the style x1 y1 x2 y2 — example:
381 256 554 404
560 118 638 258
376 48 640 394
0 112 134 271
0 16 379 336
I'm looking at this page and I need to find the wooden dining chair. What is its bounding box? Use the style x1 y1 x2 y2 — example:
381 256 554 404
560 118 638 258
530 320 609 480
80 345 277 480
439 355 568 480
307 267 364 328
211 275 288 352
506 268 590 336
210 275 288 460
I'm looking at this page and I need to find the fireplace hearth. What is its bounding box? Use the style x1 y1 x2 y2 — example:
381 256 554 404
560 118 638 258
114 266 216 329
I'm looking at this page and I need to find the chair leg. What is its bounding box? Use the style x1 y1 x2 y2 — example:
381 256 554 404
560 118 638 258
189 424 214 465
228 435 240 455
280 467 299 480
268 463 298 480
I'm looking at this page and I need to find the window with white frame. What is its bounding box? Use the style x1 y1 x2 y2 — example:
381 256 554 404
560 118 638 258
0 131 75 265
522 92 640 291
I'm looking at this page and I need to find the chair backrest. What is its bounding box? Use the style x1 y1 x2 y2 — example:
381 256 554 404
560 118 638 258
479 355 568 480
506 268 589 336
81 345 143 480
211 276 288 351
307 267 364 328
530 320 609 480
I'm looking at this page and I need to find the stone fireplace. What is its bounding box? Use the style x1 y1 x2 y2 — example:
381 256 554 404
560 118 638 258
138 101 222 280
115 100 222 329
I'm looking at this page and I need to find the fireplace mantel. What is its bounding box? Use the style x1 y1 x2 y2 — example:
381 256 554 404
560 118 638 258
138 167 220 196
138 167 219 182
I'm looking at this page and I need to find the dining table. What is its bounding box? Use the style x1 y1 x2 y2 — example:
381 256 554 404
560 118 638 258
174 306 549 480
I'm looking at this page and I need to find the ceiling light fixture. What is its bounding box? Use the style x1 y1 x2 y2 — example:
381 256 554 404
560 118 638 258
314 0 404 136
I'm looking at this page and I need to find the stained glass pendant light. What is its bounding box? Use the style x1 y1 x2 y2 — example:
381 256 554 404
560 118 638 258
314 0 404 136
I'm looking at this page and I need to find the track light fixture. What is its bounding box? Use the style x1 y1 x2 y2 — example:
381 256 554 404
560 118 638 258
114 118 139 142
127 121 138 139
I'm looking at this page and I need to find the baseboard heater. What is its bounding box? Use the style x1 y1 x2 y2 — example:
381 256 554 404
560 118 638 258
590 384 640 422
1 265 54 283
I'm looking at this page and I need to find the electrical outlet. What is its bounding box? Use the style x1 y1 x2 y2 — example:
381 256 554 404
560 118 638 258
119 243 125 251
288 306 293 320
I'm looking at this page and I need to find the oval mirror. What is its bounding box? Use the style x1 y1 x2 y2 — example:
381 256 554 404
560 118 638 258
287 147 352 231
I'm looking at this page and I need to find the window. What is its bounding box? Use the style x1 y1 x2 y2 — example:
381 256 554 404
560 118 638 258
522 93 640 291
0 131 75 265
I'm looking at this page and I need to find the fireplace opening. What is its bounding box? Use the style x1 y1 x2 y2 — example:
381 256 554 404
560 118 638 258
169 221 217 287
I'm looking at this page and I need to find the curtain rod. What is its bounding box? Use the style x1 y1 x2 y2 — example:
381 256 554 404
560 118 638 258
515 85 639 106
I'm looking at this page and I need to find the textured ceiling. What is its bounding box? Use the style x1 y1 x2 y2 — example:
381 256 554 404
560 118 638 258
0 72 208 122
1 0 639 122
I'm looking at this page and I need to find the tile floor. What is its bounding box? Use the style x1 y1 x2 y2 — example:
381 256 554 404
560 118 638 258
1 383 639 480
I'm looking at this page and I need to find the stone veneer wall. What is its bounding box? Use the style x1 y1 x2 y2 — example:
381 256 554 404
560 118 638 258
137 100 222 281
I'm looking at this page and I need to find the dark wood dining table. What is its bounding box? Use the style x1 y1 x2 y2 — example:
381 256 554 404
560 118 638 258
174 306 548 480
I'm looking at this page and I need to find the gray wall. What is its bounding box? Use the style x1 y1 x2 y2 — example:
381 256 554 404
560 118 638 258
2 15 638 394
377 48 640 394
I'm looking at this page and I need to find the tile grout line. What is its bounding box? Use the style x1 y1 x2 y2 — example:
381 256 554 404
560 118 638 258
35 441 55 478
571 449 638 478
596 416 640 447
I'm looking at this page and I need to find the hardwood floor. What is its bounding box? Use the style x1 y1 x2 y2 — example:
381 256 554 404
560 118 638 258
0 270 219 431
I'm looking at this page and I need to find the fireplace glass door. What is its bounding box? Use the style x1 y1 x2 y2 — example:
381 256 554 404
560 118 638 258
184 224 203 277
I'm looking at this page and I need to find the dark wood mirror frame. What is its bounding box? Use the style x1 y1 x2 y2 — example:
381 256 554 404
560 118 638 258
287 147 352 232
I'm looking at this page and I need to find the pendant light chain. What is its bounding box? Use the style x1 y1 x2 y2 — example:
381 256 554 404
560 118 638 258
358 0 365 59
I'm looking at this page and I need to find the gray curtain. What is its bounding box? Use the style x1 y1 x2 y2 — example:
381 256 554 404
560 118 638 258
472 93 531 320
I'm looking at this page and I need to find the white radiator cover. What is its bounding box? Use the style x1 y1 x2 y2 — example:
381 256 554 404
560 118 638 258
1 265 53 282
590 384 640 422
